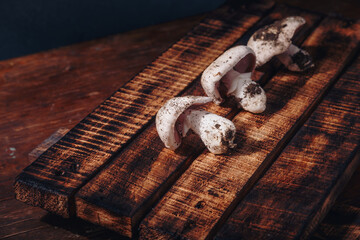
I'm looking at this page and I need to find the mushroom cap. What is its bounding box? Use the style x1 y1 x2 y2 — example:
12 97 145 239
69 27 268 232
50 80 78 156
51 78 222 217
195 112 237 154
238 82 267 113
201 45 256 105
247 16 306 67
156 96 212 150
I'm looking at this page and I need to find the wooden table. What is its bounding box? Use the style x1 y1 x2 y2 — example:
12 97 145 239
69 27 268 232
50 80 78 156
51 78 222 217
2 1 360 239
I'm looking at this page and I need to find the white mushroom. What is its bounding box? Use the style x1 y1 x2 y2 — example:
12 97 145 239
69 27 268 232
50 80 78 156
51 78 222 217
247 16 314 71
201 45 266 113
156 96 236 154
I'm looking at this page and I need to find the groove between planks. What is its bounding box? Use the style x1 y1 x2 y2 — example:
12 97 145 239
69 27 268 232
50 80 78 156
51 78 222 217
139 17 360 240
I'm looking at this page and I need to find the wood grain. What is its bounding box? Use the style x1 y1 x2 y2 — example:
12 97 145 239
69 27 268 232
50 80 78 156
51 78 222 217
28 128 69 162
13 3 263 217
74 4 319 238
216 55 360 240
311 165 360 240
139 18 360 240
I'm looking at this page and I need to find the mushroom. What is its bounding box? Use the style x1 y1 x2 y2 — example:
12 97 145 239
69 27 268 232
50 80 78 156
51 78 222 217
247 16 314 72
156 96 236 154
201 45 266 113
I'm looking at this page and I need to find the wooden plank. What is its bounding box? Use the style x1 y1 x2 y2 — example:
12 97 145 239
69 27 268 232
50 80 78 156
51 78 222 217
216 55 360 240
311 166 360 240
139 18 360 240
74 5 319 238
13 2 266 218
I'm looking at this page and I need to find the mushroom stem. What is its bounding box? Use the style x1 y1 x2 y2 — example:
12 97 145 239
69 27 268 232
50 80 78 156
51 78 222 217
276 44 314 72
182 109 236 154
222 69 266 113
223 69 252 96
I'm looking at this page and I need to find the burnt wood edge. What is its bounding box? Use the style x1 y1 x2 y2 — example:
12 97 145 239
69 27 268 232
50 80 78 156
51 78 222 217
75 4 322 237
14 175 71 216
14 128 70 216
300 149 360 240
12 1 268 218
209 47 360 239
204 26 360 239
75 197 133 238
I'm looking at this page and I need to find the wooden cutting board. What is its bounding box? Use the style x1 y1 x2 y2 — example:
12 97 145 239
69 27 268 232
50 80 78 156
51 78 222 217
14 0 360 239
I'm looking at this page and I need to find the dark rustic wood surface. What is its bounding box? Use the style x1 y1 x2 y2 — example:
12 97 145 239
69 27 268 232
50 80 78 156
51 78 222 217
13 1 266 219
1 1 360 239
138 16 360 240
216 55 360 240
74 4 321 238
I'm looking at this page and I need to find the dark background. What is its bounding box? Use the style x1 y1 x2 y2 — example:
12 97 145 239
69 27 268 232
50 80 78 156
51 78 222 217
0 0 225 60
1 0 358 61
